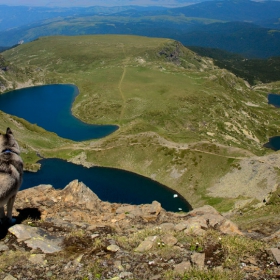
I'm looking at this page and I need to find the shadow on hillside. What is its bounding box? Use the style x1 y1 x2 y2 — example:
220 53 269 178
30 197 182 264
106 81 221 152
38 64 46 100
0 208 41 239
16 207 41 223
0 223 9 240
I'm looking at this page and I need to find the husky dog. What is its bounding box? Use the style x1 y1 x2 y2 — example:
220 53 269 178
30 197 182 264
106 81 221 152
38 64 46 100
0 128 23 223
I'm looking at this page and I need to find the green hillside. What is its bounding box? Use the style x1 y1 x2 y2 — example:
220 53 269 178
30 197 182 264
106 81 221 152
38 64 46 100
2 35 280 213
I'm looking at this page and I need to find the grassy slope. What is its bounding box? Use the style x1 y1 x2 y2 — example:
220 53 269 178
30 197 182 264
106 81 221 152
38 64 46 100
2 35 280 211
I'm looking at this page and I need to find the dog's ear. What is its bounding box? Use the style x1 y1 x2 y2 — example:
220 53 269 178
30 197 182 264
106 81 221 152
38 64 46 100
6 127 13 135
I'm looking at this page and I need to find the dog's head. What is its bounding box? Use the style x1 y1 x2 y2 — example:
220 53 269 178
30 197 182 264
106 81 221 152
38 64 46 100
0 127 20 156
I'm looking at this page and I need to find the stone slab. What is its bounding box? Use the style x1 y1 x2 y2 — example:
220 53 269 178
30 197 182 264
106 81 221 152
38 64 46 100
9 224 63 254
270 248 280 265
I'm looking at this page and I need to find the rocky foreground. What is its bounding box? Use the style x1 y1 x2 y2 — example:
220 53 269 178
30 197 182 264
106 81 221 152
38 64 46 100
0 181 280 280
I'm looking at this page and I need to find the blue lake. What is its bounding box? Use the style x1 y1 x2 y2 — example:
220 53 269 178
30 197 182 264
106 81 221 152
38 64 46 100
22 158 191 212
268 93 280 108
0 84 191 212
0 84 118 141
264 93 280 150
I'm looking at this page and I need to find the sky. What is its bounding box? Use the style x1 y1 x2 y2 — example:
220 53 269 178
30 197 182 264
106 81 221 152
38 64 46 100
0 0 193 7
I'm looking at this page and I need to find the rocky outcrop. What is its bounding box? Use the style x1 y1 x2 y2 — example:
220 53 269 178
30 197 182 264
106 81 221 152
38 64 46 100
59 180 101 211
13 181 242 235
0 180 278 279
158 41 184 65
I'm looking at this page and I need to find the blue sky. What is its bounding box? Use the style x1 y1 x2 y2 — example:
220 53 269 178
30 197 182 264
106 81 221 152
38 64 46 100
0 0 192 7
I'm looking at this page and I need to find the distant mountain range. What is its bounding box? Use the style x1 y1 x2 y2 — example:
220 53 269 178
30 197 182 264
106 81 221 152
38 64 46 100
0 0 279 58
0 5 167 31
120 0 280 23
0 0 215 8
181 22 280 58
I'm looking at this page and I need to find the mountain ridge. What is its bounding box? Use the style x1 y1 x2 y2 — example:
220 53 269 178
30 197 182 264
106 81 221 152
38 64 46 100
0 0 279 58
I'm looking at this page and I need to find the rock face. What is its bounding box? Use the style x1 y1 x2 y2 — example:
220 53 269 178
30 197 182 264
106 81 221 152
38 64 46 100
59 180 101 211
14 181 241 236
0 180 277 279
115 201 161 222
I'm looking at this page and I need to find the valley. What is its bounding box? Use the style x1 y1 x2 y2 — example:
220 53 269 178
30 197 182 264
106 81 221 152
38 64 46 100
1 0 280 59
1 35 280 224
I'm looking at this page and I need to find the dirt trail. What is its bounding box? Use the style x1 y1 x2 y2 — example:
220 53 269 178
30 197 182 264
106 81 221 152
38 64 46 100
38 132 249 162
119 45 128 120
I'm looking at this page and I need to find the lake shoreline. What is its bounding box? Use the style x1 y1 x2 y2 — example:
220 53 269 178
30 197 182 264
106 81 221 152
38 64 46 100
23 157 192 212
265 93 280 151
0 83 119 141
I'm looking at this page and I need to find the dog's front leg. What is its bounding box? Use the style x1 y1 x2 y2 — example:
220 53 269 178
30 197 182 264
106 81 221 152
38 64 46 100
7 195 16 224
0 206 5 223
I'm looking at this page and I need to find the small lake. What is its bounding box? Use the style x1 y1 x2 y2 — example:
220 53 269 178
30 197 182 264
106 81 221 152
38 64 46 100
268 93 280 108
0 84 118 141
0 84 191 212
264 93 280 150
22 158 191 212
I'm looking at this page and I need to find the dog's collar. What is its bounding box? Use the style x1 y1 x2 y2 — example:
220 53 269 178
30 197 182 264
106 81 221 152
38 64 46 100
2 149 19 155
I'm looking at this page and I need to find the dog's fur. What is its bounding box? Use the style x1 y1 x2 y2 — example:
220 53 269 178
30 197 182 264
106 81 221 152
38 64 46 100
0 128 23 222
